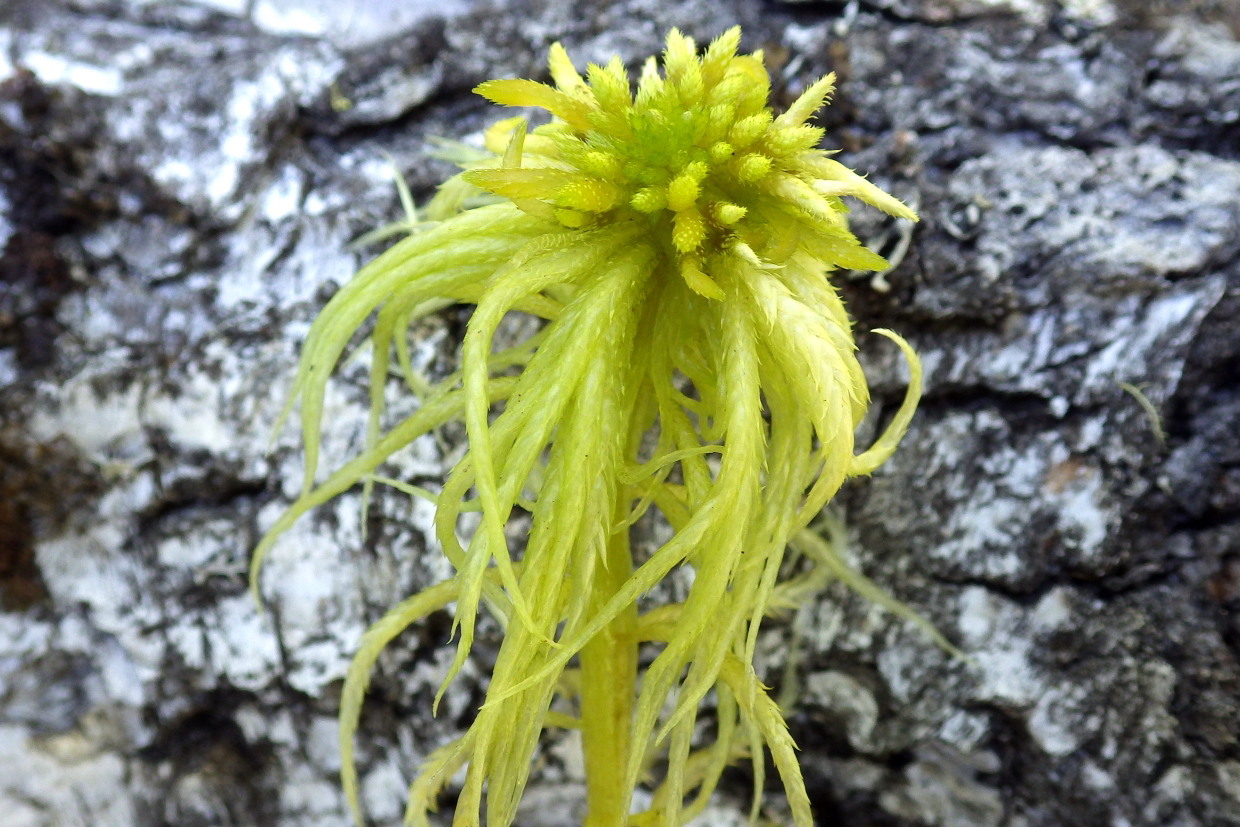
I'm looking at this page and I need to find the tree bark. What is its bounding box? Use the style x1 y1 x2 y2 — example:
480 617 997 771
1 1 1237 825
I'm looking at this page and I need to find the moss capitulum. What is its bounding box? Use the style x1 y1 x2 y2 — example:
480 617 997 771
465 27 917 299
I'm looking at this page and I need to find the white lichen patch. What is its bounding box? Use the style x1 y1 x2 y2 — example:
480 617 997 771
30 360 146 461
260 163 307 224
20 49 123 96
216 206 361 315
1059 0 1117 24
1217 761 1240 805
937 709 994 754
358 756 415 824
921 414 1051 576
877 743 1004 827
149 69 288 213
205 596 286 691
1029 586 1077 631
805 585 903 656
278 759 351 822
35 516 146 626
1027 682 1099 756
1044 462 1111 563
0 30 13 80
250 0 476 49
954 587 1043 708
0 724 140 827
100 43 342 219
1080 286 1222 402
252 501 365 672
923 278 1224 411
804 671 880 750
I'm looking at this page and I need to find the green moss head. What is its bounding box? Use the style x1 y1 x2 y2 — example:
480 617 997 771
464 27 916 299
252 26 925 827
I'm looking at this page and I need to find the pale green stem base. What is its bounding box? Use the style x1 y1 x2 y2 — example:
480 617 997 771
580 498 638 827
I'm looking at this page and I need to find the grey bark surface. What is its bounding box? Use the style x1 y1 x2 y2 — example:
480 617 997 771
1 1 1237 826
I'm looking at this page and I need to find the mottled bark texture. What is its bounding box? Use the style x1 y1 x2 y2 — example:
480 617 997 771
1 1 1237 825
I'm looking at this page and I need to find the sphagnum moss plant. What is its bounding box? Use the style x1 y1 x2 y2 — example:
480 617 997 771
252 27 924 827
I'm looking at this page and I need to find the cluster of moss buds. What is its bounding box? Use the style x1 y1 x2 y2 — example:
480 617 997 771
467 28 916 300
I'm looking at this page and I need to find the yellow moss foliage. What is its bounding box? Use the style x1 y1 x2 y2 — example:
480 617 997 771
252 27 925 827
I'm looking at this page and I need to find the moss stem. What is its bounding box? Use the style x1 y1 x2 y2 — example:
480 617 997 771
580 495 638 827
